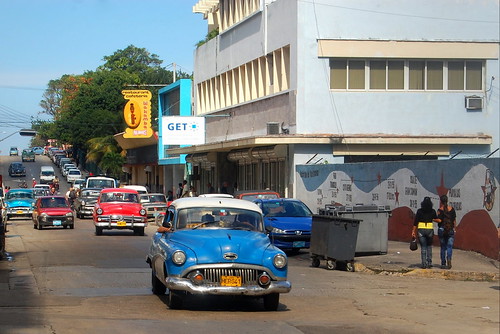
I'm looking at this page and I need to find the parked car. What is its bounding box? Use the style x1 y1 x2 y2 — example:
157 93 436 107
93 188 147 235
62 163 76 177
9 146 18 156
3 189 36 221
8 162 26 177
146 197 292 311
86 176 117 189
72 179 86 190
21 149 35 162
31 147 44 155
74 188 101 219
66 169 82 183
234 190 280 201
253 198 313 253
139 193 169 220
32 196 74 230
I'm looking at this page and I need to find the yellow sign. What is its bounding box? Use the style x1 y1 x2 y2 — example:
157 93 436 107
122 90 153 138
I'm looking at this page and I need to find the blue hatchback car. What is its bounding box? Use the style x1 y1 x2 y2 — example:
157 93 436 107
3 189 36 221
254 198 313 253
146 197 291 311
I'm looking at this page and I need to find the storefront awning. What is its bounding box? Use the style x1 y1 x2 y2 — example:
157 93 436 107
166 134 492 156
114 132 158 150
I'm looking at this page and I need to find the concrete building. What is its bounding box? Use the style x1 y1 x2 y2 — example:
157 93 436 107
168 0 499 198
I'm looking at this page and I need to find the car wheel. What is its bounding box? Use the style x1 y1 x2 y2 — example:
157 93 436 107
311 257 321 268
263 293 280 311
133 227 145 236
95 226 103 236
37 220 43 230
69 224 74 229
151 271 166 295
167 290 183 309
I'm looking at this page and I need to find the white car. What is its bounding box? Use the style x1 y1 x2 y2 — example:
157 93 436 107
62 164 76 177
66 169 82 183
72 179 86 189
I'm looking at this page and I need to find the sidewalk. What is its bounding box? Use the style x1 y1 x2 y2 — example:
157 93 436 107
355 240 500 281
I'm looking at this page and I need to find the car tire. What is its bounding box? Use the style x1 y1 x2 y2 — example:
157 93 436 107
263 293 280 311
37 220 43 230
69 224 74 229
167 290 183 309
151 271 166 295
95 226 103 236
133 227 145 236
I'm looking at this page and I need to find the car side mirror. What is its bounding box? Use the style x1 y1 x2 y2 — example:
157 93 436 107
265 225 273 233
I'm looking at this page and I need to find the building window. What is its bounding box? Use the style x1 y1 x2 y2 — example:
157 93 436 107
330 58 484 91
388 61 404 89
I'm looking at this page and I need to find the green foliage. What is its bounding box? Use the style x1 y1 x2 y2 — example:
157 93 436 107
37 44 191 169
196 28 219 47
99 151 125 179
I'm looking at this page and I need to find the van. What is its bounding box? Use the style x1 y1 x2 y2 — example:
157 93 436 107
40 166 55 184
122 185 148 194
85 176 117 189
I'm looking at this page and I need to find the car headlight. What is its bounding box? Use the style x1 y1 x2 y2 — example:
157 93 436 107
65 212 73 217
271 227 286 234
140 209 146 216
81 200 86 206
273 254 287 269
171 251 186 265
96 208 103 215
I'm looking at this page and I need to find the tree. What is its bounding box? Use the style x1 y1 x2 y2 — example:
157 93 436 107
99 152 125 179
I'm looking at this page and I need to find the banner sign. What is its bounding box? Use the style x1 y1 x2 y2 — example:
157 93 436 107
122 90 153 138
161 116 205 145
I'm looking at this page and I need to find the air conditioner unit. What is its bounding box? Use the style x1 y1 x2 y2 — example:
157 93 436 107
267 122 280 135
465 96 483 110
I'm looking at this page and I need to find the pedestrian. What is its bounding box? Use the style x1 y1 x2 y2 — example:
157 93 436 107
166 190 174 202
220 181 229 194
437 195 457 269
181 180 189 198
412 196 438 269
176 183 183 199
207 182 215 193
32 178 37 188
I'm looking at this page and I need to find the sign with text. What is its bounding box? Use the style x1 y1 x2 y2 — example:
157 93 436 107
161 116 205 145
122 90 153 138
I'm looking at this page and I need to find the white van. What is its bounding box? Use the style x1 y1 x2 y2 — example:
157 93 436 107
39 166 55 184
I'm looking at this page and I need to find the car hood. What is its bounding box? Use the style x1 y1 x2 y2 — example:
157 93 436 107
264 216 312 230
38 208 72 215
5 199 35 207
171 229 271 264
98 202 142 213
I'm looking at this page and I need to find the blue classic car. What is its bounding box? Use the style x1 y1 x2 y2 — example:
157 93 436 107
254 198 313 253
146 197 291 311
4 189 36 221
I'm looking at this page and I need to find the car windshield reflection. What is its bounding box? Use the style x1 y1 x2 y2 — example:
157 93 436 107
175 207 262 232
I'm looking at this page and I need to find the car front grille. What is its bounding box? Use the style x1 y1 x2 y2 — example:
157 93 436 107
200 268 261 285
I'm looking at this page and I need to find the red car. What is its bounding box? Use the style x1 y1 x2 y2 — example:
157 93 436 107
93 188 147 236
32 196 74 230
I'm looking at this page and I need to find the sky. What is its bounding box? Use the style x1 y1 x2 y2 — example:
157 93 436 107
0 0 206 154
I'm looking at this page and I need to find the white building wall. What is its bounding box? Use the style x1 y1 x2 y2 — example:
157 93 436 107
295 0 500 155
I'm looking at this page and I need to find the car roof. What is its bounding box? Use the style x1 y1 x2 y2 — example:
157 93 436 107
255 198 302 203
100 188 138 194
171 197 262 213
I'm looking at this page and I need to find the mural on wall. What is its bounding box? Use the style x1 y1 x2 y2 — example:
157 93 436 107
296 158 499 260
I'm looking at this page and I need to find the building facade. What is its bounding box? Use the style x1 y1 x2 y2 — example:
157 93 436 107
170 0 499 197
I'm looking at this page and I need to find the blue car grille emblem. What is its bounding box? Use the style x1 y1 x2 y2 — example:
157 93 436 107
223 252 238 260
295 230 303 235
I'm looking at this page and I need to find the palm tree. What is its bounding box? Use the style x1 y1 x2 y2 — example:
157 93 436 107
99 152 125 179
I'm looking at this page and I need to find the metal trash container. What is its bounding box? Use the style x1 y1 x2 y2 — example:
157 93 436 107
310 215 360 271
332 205 391 255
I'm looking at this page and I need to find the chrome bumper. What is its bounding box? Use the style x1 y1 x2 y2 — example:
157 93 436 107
165 277 291 296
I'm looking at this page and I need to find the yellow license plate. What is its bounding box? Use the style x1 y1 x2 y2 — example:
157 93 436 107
16 210 24 214
221 276 242 287
117 221 126 226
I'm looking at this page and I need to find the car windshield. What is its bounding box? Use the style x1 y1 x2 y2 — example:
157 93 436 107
141 195 166 203
261 201 312 218
174 207 262 232
241 193 279 200
40 197 68 208
100 192 138 203
6 191 34 200
87 179 115 188
82 190 100 197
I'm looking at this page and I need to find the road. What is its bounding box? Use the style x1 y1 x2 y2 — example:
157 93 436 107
1 155 499 334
